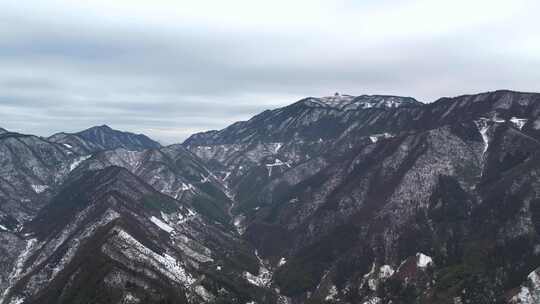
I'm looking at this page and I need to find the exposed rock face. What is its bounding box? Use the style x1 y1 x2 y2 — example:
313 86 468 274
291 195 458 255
1 90 540 303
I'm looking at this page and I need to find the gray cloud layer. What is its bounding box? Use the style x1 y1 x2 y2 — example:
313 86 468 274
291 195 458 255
1 0 539 143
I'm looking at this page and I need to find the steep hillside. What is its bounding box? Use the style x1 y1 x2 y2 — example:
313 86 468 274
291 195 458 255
184 90 540 303
0 167 272 304
72 145 234 226
0 131 83 225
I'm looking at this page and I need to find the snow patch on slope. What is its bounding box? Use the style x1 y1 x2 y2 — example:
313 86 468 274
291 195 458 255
510 117 528 130
243 251 272 287
150 216 174 233
31 185 48 193
379 265 395 278
362 263 395 291
69 155 91 171
416 253 433 268
0 238 38 303
7 297 25 304
181 183 194 191
174 183 195 199
510 268 540 304
325 285 338 301
369 133 393 143
362 297 382 304
265 159 291 177
109 229 196 287
474 119 491 154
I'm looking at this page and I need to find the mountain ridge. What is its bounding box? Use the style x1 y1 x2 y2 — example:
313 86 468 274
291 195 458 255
181 89 540 303
1 89 540 304
2 166 267 304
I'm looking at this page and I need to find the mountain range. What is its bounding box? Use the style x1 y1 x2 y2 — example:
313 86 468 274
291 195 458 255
1 90 540 304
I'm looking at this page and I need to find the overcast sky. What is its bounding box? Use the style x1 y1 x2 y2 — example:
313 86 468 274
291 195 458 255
1 0 539 143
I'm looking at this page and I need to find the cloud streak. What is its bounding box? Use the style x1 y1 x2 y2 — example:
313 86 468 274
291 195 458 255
1 0 539 143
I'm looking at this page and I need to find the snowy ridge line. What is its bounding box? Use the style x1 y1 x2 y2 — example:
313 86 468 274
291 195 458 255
2 206 122 303
105 228 196 287
46 209 121 283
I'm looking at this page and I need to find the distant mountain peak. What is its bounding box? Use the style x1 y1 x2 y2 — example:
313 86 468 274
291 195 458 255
94 124 113 130
83 124 119 133
48 125 161 154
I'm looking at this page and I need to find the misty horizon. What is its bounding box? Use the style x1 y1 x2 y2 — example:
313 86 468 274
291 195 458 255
1 0 539 143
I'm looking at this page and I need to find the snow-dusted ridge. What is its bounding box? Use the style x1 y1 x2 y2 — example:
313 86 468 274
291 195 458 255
302 93 421 110
107 229 196 287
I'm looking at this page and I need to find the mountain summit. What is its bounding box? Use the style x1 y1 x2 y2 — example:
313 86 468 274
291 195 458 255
48 125 161 154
